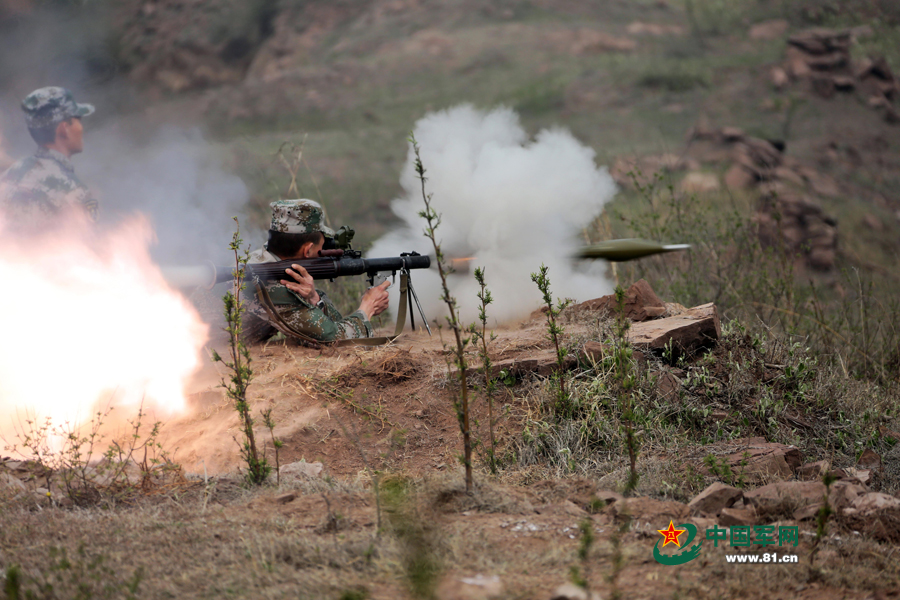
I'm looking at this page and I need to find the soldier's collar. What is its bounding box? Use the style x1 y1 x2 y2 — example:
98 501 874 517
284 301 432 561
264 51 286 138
35 147 75 172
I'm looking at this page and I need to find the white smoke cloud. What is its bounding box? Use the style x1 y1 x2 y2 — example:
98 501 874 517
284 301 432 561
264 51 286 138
81 125 251 264
0 4 251 266
368 104 617 326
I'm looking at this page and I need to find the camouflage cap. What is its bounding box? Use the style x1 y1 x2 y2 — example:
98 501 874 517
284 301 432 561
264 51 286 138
269 199 335 236
21 87 95 129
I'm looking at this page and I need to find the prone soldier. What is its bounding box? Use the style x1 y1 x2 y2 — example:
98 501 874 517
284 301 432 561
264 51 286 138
244 199 391 344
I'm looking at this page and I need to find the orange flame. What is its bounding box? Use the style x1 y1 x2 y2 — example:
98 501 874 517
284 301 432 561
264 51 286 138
0 214 209 445
449 256 477 272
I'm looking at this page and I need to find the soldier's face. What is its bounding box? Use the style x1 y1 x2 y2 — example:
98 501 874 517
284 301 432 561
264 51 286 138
302 236 325 258
59 117 84 155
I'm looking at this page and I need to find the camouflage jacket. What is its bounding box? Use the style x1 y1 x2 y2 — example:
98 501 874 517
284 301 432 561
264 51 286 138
0 147 98 227
243 248 374 344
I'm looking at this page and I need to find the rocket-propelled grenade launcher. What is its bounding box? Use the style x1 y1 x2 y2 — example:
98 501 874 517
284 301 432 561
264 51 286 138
577 238 691 262
161 249 433 335
161 249 431 289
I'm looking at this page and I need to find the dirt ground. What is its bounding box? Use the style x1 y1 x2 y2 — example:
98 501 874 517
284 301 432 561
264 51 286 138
3 311 899 599
168 312 570 479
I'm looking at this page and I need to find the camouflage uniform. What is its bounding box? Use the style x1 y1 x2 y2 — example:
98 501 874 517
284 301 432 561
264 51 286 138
244 200 374 344
0 87 98 228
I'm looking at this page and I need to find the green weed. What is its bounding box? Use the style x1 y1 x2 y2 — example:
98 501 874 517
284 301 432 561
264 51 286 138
531 265 574 418
470 266 499 474
413 134 474 493
210 219 270 486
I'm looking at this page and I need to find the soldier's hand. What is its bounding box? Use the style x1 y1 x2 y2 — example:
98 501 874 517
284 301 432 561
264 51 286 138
358 280 391 320
282 265 320 305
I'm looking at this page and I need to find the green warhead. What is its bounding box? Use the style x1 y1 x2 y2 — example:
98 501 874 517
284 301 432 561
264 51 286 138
577 239 691 262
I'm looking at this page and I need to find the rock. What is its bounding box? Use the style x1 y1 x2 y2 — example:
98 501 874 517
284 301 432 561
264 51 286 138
719 507 756 526
579 341 606 363
811 75 836 98
0 472 26 492
793 504 822 521
857 448 882 470
863 214 884 231
572 30 637 54
797 460 829 480
655 372 681 402
688 482 743 516
774 166 806 187
827 468 849 481
727 440 802 480
275 492 297 504
754 191 839 270
701 438 802 484
690 516 717 532
844 492 900 516
828 480 867 510
573 279 666 322
537 500 588 517
806 52 849 71
738 137 783 170
749 19 789 41
595 490 625 507
464 350 577 379
832 75 855 91
278 461 324 482
626 21 684 36
679 171 720 193
609 153 691 187
579 342 646 369
744 481 826 513
788 28 851 55
843 467 873 486
550 583 602 600
618 496 688 523
858 56 896 82
771 66 789 89
724 163 756 189
155 69 192 94
438 574 504 600
807 248 836 270
786 47 812 79
664 302 687 317
627 303 721 356
879 427 900 443
721 127 745 141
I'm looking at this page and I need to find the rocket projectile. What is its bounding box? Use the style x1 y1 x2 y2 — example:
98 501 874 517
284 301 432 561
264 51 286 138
577 238 691 262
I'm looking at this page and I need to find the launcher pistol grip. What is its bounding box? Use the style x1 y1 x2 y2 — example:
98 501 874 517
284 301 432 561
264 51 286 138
368 271 394 288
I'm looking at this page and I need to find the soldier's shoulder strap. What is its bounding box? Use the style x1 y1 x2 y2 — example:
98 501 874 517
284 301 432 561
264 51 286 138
252 273 410 348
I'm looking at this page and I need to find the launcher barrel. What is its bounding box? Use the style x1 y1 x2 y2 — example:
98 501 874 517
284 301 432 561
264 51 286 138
160 253 431 289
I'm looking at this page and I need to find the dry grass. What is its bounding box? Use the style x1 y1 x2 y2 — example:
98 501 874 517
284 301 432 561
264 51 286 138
3 462 900 599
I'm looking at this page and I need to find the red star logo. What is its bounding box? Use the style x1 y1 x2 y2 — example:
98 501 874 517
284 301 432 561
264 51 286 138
657 521 686 548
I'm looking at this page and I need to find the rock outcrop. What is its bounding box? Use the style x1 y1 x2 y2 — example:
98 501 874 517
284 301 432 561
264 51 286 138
781 27 899 123
627 302 721 356
753 190 839 270
686 125 841 270
572 279 666 322
112 0 279 92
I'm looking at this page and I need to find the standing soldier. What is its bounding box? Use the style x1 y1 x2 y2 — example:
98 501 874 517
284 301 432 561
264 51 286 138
0 87 98 231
